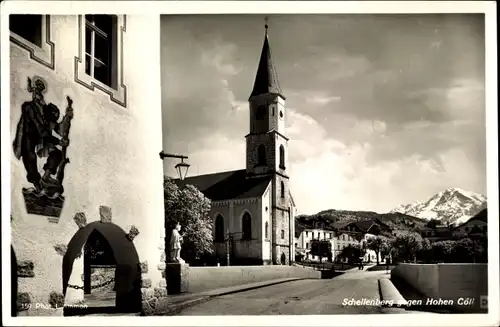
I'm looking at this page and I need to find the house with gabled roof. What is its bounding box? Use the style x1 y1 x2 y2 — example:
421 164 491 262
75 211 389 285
453 209 487 239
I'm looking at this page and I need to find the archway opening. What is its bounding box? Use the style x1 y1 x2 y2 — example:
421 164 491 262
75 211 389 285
215 214 224 242
83 230 117 307
63 222 141 316
280 252 286 265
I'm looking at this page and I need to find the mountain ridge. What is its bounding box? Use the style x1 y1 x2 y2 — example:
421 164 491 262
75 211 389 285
390 187 487 225
296 209 428 232
296 188 486 232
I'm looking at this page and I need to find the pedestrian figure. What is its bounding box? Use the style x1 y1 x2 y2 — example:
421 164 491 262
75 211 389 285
358 256 364 270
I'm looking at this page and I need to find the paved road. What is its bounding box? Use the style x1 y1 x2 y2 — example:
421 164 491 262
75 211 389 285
177 270 425 315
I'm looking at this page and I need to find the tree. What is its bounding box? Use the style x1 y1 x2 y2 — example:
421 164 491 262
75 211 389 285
391 231 423 262
310 239 332 263
164 177 213 264
365 236 388 265
451 237 487 263
380 240 392 263
431 240 455 263
416 238 432 263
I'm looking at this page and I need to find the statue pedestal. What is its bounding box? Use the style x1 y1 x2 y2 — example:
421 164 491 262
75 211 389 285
166 263 189 295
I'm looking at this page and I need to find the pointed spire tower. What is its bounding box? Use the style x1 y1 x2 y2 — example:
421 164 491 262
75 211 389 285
249 17 285 100
246 17 293 265
246 16 289 179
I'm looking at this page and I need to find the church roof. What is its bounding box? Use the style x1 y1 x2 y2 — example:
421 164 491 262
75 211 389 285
249 28 284 99
172 169 272 201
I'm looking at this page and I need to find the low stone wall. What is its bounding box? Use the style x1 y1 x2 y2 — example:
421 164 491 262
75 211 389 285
81 266 115 291
391 263 488 312
187 265 321 294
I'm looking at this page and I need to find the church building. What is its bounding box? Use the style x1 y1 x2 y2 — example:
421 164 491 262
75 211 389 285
174 24 296 266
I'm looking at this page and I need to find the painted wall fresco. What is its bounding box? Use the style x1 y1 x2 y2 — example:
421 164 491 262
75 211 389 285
12 76 74 218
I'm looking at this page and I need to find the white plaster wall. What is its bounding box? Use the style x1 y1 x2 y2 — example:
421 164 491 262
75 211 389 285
211 199 264 261
260 185 271 260
233 200 262 259
10 15 164 315
392 263 488 309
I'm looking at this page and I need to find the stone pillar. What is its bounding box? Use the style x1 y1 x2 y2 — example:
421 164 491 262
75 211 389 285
165 263 189 294
140 235 168 315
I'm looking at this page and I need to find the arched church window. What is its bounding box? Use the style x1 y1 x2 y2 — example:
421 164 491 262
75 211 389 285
256 105 266 120
280 253 286 265
279 145 285 169
215 214 224 242
280 181 285 198
242 212 252 240
265 221 269 239
257 145 266 165
281 229 285 239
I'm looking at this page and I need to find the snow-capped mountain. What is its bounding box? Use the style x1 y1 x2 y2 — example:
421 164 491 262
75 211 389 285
390 188 487 225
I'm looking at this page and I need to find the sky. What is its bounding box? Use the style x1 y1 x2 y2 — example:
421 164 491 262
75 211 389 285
160 14 486 215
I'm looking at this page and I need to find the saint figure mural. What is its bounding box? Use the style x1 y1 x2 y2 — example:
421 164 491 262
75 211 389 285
169 222 185 264
12 76 74 219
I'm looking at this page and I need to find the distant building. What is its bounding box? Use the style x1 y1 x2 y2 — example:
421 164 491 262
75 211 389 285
418 225 454 242
453 209 487 239
331 221 365 260
418 209 488 242
295 218 335 262
173 24 296 266
294 217 392 263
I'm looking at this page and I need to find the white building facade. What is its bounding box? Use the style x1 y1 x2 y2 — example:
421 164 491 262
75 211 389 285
8 14 167 316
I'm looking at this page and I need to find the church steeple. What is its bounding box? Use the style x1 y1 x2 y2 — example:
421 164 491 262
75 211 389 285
246 17 289 178
249 19 285 100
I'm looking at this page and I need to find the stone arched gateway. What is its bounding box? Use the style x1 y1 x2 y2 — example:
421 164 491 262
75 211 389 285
62 221 142 315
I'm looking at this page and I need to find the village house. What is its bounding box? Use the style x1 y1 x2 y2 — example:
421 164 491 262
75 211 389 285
452 209 487 238
418 209 487 242
295 218 335 262
294 216 392 263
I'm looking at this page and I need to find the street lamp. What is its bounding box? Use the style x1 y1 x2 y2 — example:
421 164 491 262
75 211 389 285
159 151 190 180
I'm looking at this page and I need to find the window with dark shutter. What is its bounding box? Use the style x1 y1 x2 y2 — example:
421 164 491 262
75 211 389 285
10 14 43 47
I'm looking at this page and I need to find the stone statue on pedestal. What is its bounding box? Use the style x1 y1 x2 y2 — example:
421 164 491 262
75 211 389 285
169 222 185 264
